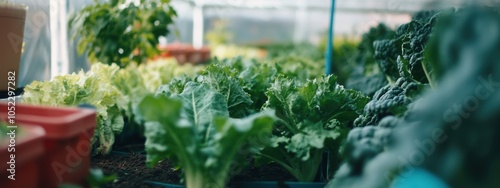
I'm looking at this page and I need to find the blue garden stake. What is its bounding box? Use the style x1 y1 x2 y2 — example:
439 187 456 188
325 0 336 75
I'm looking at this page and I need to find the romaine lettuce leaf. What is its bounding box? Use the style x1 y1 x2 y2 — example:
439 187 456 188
137 82 276 188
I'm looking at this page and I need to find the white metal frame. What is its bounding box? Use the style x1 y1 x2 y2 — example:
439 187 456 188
50 0 69 79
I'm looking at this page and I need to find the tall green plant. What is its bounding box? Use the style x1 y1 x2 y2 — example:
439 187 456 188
69 0 177 67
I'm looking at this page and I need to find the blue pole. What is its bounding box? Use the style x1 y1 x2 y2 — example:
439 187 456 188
325 0 335 75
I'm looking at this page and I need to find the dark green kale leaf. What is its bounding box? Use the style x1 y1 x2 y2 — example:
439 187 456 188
354 77 427 127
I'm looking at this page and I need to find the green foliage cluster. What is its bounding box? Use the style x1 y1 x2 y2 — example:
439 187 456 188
345 24 396 97
69 0 177 67
351 12 444 127
329 6 500 188
136 54 368 187
23 64 127 154
23 60 202 154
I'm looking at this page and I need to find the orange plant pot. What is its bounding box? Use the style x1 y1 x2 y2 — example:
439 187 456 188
0 103 96 187
0 124 45 188
199 47 211 63
186 47 203 64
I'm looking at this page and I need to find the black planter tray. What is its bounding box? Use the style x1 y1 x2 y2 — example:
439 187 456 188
144 180 327 188
230 181 327 188
0 87 23 99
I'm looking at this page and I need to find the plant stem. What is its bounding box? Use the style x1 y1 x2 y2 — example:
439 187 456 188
185 169 205 188
296 149 323 182
421 60 435 89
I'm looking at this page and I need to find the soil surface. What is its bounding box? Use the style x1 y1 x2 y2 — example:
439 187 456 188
91 153 181 188
91 151 295 188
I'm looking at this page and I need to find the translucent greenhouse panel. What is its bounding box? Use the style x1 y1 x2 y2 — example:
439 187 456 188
166 1 195 44
199 1 413 45
203 8 296 45
306 11 411 43
10 0 51 87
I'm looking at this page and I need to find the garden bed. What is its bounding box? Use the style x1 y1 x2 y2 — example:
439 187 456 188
91 152 296 188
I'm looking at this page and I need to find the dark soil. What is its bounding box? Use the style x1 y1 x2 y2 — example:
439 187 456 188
91 153 181 188
111 144 146 154
91 152 296 188
231 158 295 182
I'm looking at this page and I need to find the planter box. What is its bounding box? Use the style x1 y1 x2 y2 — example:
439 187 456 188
0 4 27 91
144 180 327 188
0 87 23 99
186 47 202 64
199 47 211 63
158 44 211 65
0 103 97 187
0 124 45 188
230 181 327 188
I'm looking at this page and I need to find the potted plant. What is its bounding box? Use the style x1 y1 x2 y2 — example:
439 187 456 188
0 0 27 92
0 103 97 187
69 0 177 68
0 122 45 188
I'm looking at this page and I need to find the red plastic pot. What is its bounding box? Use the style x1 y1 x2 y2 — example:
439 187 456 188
0 103 96 187
0 124 45 188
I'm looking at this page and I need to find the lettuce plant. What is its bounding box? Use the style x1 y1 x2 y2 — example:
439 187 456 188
137 82 276 188
260 74 369 181
23 66 127 155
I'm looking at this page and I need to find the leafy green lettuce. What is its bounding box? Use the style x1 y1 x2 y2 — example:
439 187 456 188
260 74 369 181
137 82 276 188
139 58 204 93
23 59 203 154
23 66 126 155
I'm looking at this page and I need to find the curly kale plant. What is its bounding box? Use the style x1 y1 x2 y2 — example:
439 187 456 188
354 77 427 127
353 13 443 127
374 12 441 86
342 116 399 175
346 24 395 97
329 6 500 188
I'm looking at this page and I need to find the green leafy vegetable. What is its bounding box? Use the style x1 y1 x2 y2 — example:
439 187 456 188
353 77 427 127
139 58 203 93
345 24 395 97
373 12 441 86
137 84 276 188
260 74 369 181
69 0 177 67
198 63 254 118
23 66 126 154
87 168 117 188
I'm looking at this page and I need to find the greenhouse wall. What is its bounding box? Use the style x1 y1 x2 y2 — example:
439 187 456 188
18 0 439 82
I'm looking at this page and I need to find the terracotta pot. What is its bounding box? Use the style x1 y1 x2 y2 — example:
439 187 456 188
186 47 202 64
0 4 27 91
157 44 211 64
0 124 45 188
0 103 97 187
199 47 211 63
